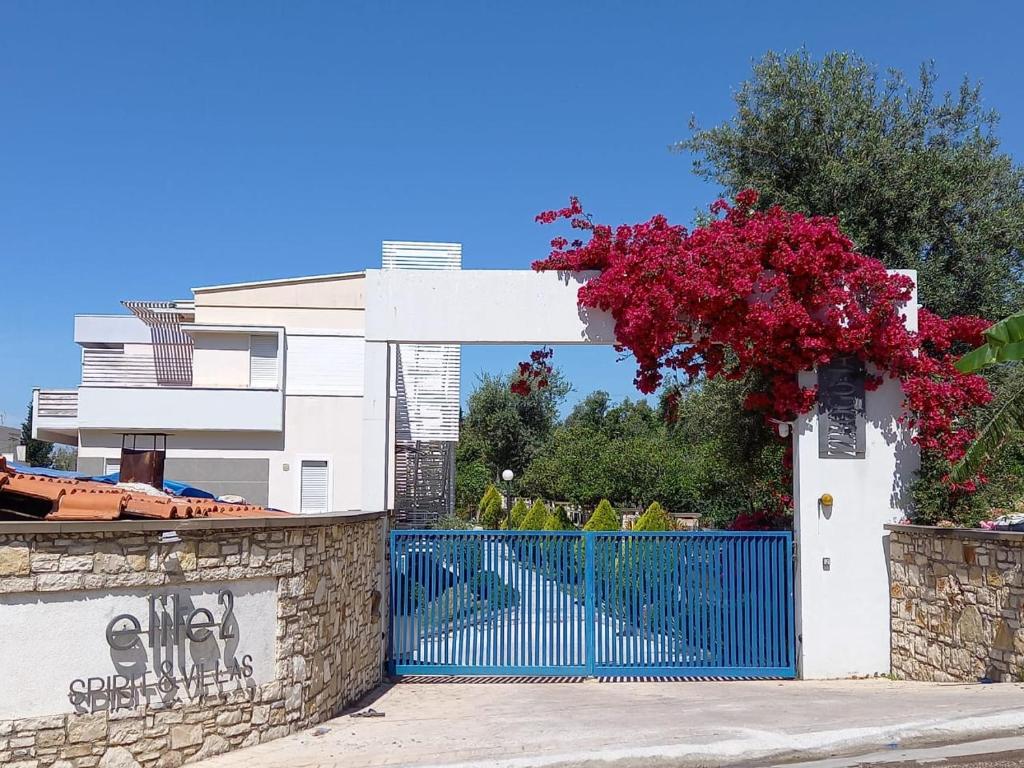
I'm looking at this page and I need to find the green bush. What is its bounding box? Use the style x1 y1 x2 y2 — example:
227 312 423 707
543 504 574 531
518 499 549 530
632 501 674 532
507 498 529 529
480 494 504 529
478 485 501 519
583 499 620 531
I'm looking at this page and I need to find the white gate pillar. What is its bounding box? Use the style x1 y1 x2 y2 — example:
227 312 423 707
792 271 918 678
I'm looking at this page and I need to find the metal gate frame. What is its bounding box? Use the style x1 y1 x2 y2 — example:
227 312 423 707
389 530 795 678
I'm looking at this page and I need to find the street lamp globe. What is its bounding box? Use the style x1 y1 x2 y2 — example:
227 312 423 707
501 469 514 482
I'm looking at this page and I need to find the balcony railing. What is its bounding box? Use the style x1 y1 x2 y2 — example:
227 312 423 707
82 348 191 387
36 389 79 418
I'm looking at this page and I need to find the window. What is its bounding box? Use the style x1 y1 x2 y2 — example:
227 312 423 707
104 458 121 476
299 460 330 514
249 335 279 388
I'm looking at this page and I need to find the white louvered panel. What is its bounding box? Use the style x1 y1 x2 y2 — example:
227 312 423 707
299 460 329 514
285 335 364 395
249 334 279 388
36 390 79 417
82 348 159 387
395 344 460 442
382 241 462 270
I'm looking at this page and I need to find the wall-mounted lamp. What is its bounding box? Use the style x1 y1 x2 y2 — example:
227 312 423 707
768 418 794 438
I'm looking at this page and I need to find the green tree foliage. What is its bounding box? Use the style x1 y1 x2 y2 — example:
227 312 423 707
677 49 1024 524
679 49 1024 321
523 393 673 508
457 459 492 517
632 501 674 532
543 505 574 531
457 370 570 480
480 493 504 529
583 499 620 531
507 498 529 529
20 403 53 468
518 499 549 530
51 448 78 472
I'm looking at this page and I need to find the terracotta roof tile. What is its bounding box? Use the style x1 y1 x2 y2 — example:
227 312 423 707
0 463 296 522
49 488 127 521
122 494 184 520
5 474 79 503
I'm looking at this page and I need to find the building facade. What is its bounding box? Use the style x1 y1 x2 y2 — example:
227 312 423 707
33 243 461 519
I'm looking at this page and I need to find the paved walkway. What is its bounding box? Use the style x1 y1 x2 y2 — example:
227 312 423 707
194 679 1024 768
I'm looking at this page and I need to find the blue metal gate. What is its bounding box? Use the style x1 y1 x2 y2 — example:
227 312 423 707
389 530 795 678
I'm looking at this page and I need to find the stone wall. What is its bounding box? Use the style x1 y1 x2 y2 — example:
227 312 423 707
888 524 1024 682
0 512 387 768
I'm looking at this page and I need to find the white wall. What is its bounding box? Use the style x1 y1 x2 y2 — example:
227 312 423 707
192 332 252 388
0 579 276 719
793 270 919 678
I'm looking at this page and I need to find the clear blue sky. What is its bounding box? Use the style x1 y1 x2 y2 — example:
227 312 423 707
3 2 1023 426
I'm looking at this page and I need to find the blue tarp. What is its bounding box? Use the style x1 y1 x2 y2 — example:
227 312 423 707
7 463 216 500
90 473 216 500
7 462 85 479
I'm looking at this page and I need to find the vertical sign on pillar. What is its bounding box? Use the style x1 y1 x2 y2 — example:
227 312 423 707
817 355 866 459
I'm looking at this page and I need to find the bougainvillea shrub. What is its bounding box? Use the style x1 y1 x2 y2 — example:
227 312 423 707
524 191 992 488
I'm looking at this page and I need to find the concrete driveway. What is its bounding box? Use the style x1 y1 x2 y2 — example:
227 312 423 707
192 678 1024 768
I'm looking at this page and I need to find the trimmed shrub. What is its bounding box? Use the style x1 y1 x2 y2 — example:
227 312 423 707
480 494 504 529
508 498 529 529
583 499 620 531
632 501 674 532
518 499 549 530
478 485 501 519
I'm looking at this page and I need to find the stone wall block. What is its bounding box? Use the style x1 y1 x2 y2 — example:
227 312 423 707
0 542 31 576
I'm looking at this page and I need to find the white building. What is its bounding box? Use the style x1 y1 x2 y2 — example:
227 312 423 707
33 242 461 519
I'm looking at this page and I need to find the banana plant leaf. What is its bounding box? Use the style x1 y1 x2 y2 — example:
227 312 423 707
957 312 1024 373
950 379 1024 483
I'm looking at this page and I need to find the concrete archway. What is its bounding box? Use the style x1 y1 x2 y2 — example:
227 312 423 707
362 267 919 679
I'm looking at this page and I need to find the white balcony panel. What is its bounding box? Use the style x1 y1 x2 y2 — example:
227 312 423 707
74 315 152 346
77 387 283 432
32 389 79 444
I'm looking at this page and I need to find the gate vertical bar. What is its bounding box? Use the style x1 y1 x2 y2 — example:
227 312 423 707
584 532 596 676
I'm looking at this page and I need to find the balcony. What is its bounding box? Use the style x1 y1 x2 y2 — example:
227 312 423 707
76 386 283 433
32 389 79 444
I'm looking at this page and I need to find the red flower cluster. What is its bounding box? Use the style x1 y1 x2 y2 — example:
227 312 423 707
511 347 554 396
525 191 993 476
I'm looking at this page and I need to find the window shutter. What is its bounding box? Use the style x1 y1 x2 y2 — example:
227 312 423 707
300 460 329 514
104 458 121 476
249 335 278 388
284 336 363 394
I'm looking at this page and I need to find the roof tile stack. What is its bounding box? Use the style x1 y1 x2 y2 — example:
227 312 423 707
0 456 293 522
